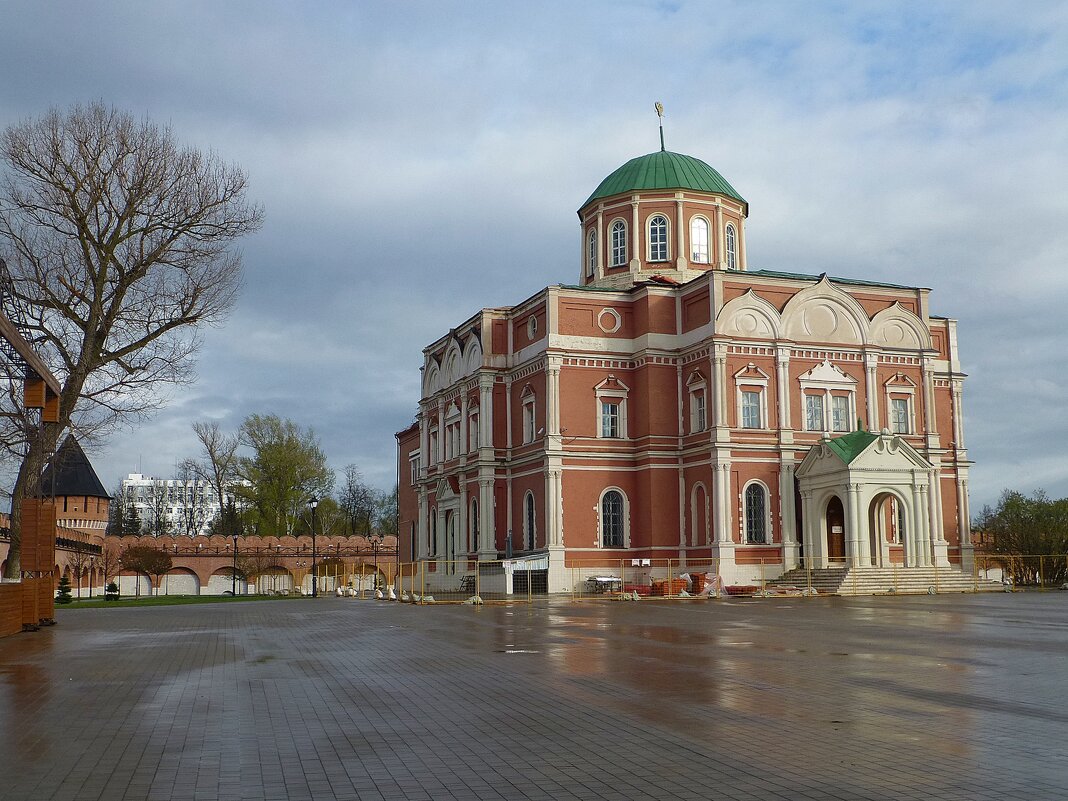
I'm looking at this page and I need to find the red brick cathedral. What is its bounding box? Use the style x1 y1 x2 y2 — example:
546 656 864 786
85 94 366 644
397 145 971 592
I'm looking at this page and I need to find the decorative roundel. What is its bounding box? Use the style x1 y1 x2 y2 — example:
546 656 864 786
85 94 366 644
597 308 622 334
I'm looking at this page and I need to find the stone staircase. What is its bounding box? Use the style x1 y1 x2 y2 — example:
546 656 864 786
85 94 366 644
768 564 1005 596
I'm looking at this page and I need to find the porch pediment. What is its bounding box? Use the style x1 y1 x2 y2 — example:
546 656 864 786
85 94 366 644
796 429 932 479
434 476 460 500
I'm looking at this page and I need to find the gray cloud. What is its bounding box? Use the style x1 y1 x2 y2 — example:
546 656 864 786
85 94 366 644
2 0 1066 511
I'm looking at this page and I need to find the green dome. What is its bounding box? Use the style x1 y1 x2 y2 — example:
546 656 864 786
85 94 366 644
581 150 746 210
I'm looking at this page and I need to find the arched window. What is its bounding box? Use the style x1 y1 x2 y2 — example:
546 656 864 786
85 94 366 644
470 499 479 552
610 220 627 266
744 483 767 544
648 214 668 261
690 217 709 263
601 490 625 548
586 228 597 276
524 491 536 551
725 223 737 270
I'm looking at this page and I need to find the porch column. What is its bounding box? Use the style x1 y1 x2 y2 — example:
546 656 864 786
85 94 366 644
775 347 791 432
864 353 879 432
779 461 799 569
478 478 496 561
910 480 929 567
847 482 867 568
416 490 428 560
478 374 494 451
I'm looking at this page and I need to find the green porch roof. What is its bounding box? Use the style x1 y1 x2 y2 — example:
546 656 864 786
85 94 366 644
824 429 878 464
582 150 746 210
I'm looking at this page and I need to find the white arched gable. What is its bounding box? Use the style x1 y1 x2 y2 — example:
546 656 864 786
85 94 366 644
464 336 483 374
442 343 463 385
868 303 932 350
716 289 782 339
423 363 441 396
781 276 869 346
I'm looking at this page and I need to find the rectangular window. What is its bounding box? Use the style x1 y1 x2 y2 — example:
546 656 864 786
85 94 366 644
429 430 438 463
469 414 479 450
741 390 761 429
805 394 825 431
601 400 620 438
409 458 419 486
523 401 535 443
831 395 850 432
891 397 910 434
691 391 706 432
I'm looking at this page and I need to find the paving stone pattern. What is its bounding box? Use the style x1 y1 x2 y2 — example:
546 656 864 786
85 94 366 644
1 593 1067 800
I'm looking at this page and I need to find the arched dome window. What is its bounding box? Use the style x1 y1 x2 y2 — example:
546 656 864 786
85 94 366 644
744 482 767 544
648 215 668 262
586 228 597 277
610 220 627 266
601 490 625 548
690 217 709 263
725 223 737 270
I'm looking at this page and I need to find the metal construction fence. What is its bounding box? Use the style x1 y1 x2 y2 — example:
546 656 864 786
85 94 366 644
375 553 1067 604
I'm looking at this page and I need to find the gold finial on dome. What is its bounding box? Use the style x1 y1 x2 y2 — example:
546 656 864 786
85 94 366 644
654 102 665 151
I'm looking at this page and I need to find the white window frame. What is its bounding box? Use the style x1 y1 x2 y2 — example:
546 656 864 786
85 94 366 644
443 403 461 460
408 450 420 486
586 227 597 277
600 399 621 438
610 219 627 266
804 393 826 432
742 480 772 544
597 487 629 549
690 216 710 263
798 361 858 435
733 364 770 430
429 426 439 464
647 214 669 262
468 407 479 451
690 482 709 547
831 394 851 433
725 222 737 270
594 376 630 439
884 374 917 435
686 371 707 433
520 386 536 444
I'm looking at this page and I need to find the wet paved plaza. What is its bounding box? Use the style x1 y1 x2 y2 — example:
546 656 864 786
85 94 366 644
1 593 1067 801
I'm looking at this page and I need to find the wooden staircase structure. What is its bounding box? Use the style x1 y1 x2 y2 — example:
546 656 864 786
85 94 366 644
768 564 1006 596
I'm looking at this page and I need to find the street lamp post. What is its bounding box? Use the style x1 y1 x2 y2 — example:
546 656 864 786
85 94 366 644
231 533 238 597
308 497 319 598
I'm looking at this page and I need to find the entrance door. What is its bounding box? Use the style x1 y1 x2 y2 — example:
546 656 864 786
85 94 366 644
826 496 846 561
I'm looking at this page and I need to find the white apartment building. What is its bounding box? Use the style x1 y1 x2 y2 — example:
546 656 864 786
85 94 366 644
120 473 246 537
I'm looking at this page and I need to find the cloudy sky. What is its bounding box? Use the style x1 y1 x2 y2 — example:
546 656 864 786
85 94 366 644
1 1 1066 511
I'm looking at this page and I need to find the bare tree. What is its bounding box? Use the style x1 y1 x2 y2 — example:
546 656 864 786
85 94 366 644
65 548 94 599
174 462 208 536
0 102 262 577
187 420 239 531
120 545 172 597
97 542 121 586
339 464 377 537
143 480 172 537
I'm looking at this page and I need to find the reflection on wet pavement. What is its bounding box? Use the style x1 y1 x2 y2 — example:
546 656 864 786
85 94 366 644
0 593 1066 800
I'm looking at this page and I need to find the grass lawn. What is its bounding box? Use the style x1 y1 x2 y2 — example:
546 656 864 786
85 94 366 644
58 593 312 609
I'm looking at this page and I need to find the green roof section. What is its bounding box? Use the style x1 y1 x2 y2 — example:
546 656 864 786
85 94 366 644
824 428 878 464
732 269 926 292
582 150 746 209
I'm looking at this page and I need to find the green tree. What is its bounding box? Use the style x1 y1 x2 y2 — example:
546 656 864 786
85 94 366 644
235 414 334 537
976 490 1068 586
55 574 73 604
0 102 262 577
